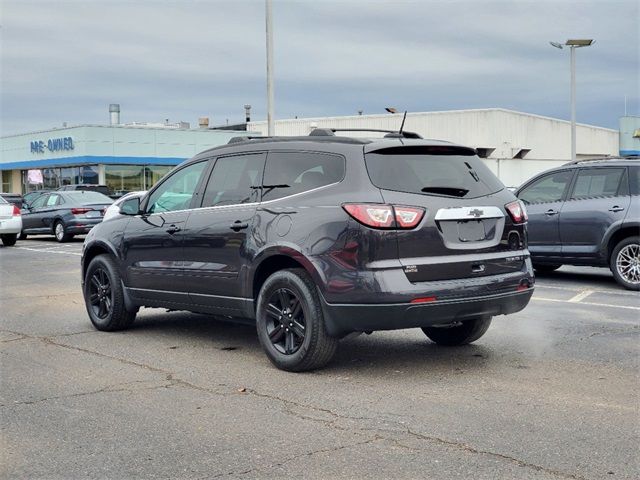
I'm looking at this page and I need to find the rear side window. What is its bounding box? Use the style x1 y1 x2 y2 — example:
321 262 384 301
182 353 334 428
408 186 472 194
571 168 626 199
365 150 503 199
519 170 574 205
201 153 266 207
262 151 345 201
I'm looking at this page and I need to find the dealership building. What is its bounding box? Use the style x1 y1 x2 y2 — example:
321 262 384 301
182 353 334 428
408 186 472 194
0 107 252 194
2 106 636 194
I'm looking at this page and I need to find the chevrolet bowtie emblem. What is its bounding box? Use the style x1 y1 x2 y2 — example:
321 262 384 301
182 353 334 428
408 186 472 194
469 209 484 218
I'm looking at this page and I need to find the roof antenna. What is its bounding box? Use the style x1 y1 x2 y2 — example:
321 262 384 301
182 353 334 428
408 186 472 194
398 110 408 135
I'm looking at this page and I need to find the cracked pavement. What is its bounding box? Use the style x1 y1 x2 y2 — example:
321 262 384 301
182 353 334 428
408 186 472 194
1 238 639 479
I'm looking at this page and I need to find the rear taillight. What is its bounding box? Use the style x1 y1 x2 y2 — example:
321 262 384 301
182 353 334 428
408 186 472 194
342 204 425 229
505 201 528 224
71 207 91 215
12 205 20 216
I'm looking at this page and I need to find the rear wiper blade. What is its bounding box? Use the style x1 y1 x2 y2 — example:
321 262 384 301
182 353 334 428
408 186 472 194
421 187 469 197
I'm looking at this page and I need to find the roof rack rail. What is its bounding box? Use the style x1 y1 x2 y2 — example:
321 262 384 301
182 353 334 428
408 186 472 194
227 136 271 144
563 156 624 165
309 128 423 139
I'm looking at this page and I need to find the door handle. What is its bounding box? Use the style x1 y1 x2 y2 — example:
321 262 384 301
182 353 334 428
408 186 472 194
166 224 181 234
230 221 249 231
545 209 559 216
608 206 625 212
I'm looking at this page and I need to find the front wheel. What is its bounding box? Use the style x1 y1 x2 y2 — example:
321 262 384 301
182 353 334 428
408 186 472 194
256 268 338 372
84 254 136 331
610 236 640 291
422 317 492 346
0 234 17 246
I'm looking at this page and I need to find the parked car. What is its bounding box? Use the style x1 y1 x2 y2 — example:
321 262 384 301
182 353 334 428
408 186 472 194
81 129 534 371
21 191 113 242
0 192 24 209
23 190 52 207
516 158 639 290
0 195 22 246
103 191 147 221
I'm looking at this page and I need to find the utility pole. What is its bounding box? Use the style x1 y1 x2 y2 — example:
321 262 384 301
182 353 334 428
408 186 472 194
265 0 275 136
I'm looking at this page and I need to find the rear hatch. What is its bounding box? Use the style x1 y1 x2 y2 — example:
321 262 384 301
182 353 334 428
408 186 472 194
364 144 526 282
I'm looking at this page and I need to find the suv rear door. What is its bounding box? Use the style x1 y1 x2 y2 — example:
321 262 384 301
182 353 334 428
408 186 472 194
559 166 631 261
182 152 266 313
517 169 575 258
364 144 522 282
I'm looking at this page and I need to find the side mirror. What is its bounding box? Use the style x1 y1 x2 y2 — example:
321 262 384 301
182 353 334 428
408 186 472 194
119 197 141 216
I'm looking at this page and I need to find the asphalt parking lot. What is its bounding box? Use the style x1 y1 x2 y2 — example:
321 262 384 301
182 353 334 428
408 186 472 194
1 237 639 480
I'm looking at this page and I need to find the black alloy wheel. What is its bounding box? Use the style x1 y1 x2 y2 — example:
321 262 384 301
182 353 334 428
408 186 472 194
88 267 113 320
265 288 306 355
256 268 338 372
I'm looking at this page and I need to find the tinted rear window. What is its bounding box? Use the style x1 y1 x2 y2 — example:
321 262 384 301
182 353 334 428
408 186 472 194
365 150 503 199
65 191 113 203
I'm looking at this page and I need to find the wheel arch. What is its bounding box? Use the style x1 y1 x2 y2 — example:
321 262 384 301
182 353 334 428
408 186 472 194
249 246 324 303
605 222 640 262
82 241 120 281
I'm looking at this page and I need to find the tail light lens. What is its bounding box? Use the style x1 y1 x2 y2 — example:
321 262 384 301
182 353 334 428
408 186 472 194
505 201 528 224
343 204 425 229
12 205 20 216
71 207 91 215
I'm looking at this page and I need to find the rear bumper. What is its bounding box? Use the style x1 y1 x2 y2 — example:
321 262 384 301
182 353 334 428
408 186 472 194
66 218 103 234
0 216 23 235
321 287 533 337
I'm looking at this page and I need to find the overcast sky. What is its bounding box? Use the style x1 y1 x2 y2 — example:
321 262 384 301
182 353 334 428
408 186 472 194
1 0 638 135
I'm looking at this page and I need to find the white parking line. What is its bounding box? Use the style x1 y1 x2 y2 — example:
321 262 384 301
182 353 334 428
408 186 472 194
533 296 640 312
567 290 594 303
14 246 81 256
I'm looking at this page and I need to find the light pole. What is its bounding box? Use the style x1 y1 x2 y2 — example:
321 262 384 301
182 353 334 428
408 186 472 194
265 0 275 136
550 39 594 162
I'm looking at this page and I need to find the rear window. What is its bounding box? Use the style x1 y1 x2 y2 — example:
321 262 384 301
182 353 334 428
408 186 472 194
0 196 7 204
65 191 113 203
364 149 503 198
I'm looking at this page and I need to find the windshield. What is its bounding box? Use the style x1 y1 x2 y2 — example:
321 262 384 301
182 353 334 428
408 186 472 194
66 191 113 204
364 152 504 199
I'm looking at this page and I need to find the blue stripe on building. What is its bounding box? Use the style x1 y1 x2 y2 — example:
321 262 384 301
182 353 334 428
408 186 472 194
0 155 186 170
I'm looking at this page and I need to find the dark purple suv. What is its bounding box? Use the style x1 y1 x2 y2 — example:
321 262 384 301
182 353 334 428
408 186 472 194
81 130 534 371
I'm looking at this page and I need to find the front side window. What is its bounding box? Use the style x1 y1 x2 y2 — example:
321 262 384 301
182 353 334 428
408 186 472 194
518 170 574 205
201 153 266 207
262 151 345 201
146 161 207 214
570 168 626 199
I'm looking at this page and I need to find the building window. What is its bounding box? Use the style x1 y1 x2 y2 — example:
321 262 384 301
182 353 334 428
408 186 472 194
1 170 12 192
105 165 145 195
81 165 100 184
144 165 172 190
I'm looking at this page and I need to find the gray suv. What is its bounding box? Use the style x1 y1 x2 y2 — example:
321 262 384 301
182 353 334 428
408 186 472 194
516 158 639 290
82 129 534 371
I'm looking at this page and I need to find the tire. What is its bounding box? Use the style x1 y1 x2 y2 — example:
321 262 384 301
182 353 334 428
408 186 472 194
256 268 338 372
54 220 73 242
84 254 137 331
610 236 640 291
422 317 493 346
18 231 27 240
0 234 17 246
533 263 561 273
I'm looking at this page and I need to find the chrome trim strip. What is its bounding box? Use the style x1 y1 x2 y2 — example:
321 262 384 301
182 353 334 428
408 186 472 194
128 287 252 302
434 206 504 221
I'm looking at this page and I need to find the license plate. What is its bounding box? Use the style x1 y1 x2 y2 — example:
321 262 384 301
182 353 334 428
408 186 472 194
86 211 101 218
457 220 485 242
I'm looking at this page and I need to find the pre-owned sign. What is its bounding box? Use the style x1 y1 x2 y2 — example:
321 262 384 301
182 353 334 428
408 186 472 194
30 137 74 154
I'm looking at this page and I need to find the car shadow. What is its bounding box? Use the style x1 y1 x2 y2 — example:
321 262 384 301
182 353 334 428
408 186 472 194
129 310 497 375
535 266 619 289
